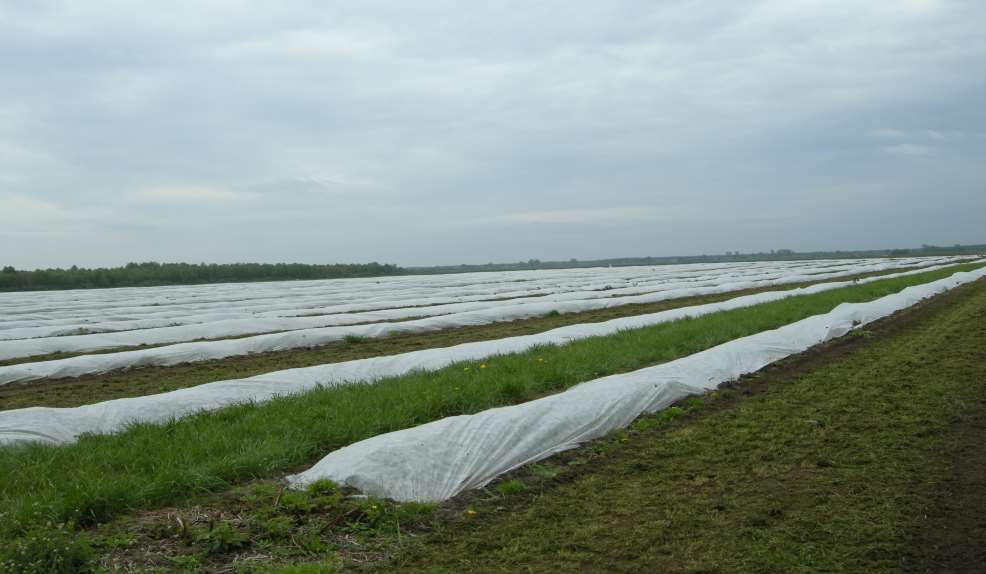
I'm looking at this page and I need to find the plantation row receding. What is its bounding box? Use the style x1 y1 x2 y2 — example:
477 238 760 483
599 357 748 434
288 265 986 501
0 258 982 541
0 256 966 384
0 260 976 447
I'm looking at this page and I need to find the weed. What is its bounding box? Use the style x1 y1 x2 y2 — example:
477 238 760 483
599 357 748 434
530 464 562 480
254 516 294 540
0 523 94 574
279 490 314 514
196 521 248 554
391 502 437 525
268 558 340 573
307 480 343 511
497 379 526 402
168 554 203 573
244 483 281 505
291 532 328 555
495 479 527 496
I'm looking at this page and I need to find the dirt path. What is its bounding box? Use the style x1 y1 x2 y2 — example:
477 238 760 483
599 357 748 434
906 296 986 573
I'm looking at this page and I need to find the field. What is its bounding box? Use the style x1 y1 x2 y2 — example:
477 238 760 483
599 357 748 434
0 256 984 572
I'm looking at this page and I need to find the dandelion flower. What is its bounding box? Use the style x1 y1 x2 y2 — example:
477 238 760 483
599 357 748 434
480 364 487 369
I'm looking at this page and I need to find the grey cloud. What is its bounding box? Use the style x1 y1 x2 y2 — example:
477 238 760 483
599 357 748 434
1 0 984 268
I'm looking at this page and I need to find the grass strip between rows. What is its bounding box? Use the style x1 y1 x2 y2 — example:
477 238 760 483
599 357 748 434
0 262 982 542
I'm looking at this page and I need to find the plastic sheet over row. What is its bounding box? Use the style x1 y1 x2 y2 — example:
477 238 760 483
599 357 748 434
0 260 807 326
2 261 978 446
0 258 944 343
0 260 936 360
0 259 964 384
286 265 986 502
1 258 958 338
0 261 880 354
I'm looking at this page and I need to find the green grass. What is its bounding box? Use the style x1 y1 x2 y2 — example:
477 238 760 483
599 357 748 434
0 263 981 557
84 479 433 572
370 271 986 573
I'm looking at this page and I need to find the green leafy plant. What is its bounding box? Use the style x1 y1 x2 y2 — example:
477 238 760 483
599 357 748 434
196 521 248 554
495 479 527 496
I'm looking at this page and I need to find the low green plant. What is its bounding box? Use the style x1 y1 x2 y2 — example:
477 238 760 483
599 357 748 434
530 464 562 480
291 532 328 555
268 558 340 573
168 553 203 573
391 501 437 525
306 480 343 510
0 523 94 574
495 479 527 496
196 521 248 554
279 490 314 514
254 516 294 540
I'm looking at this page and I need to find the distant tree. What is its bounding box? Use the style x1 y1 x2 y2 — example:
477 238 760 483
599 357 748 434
0 261 404 292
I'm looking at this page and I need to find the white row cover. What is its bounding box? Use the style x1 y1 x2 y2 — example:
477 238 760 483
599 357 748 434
0 258 949 360
1 258 958 333
286 265 986 502
0 261 862 347
0 258 879 312
1 261 978 446
0 260 795 324
0 259 963 384
0 258 919 336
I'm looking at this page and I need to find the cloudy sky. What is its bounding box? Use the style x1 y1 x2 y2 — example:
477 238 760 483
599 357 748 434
1 1 984 269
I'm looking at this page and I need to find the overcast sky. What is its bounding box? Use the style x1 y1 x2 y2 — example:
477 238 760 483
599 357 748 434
1 1 984 269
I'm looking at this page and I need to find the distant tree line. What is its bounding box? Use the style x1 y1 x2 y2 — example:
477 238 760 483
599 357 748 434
406 243 986 275
0 261 403 292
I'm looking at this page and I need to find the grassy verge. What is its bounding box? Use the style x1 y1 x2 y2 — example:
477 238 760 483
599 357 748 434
0 264 981 572
0 265 936 410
